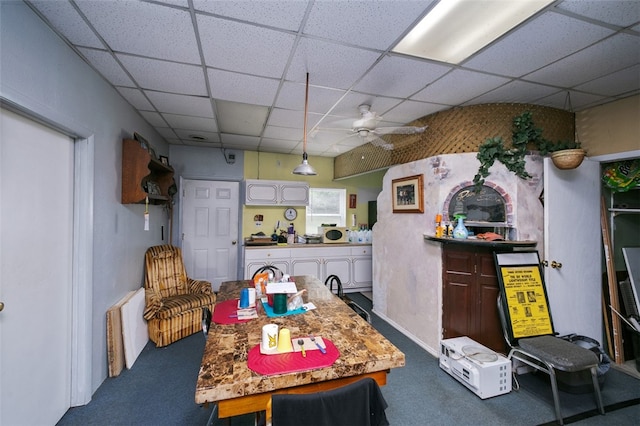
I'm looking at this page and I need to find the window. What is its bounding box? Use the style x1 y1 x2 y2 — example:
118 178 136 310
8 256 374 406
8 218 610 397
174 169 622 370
306 188 346 234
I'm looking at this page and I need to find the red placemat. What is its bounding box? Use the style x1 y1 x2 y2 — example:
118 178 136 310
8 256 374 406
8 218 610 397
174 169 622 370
247 339 340 376
213 299 254 324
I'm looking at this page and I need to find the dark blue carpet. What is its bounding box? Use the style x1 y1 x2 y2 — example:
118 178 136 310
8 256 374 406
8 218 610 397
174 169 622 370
58 293 640 425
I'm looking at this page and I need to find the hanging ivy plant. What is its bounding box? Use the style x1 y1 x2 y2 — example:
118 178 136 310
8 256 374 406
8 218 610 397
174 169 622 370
473 111 581 192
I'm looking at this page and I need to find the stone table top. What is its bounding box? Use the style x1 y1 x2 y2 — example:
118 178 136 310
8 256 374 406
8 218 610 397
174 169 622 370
195 275 405 408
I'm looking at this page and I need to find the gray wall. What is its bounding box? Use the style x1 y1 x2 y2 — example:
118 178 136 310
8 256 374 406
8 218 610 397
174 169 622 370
1 2 169 394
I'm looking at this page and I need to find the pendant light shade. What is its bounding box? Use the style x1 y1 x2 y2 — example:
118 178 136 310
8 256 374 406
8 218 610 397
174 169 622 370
293 73 317 176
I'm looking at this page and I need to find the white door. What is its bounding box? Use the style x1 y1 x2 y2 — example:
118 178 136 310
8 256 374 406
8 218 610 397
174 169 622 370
543 157 602 340
1 108 73 425
182 180 239 291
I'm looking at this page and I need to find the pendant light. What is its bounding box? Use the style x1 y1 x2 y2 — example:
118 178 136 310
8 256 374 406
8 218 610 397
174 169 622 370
292 73 317 176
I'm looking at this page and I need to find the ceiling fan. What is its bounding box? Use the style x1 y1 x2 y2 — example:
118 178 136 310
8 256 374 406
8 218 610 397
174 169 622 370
319 104 427 150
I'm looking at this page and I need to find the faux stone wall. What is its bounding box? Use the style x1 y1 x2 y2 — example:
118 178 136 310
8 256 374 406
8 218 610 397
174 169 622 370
371 152 543 356
334 103 574 179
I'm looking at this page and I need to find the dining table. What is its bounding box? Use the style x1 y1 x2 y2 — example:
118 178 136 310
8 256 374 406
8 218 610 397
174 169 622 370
194 275 405 419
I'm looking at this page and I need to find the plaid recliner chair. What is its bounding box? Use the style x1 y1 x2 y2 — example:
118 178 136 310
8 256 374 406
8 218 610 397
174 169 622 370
143 245 216 347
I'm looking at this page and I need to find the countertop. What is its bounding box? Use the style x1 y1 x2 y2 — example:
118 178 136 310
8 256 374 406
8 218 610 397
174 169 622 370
195 275 405 406
424 234 537 249
245 242 372 249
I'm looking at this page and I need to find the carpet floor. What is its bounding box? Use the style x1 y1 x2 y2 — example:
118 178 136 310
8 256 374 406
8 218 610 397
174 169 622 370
58 293 640 425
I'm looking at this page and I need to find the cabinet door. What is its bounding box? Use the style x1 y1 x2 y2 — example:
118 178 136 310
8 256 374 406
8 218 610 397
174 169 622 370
290 257 322 280
442 246 506 353
323 257 351 288
442 249 475 340
350 246 372 290
280 182 309 206
476 252 505 353
245 180 278 205
245 260 290 280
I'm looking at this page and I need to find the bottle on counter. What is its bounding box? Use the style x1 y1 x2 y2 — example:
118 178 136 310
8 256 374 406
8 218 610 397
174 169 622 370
453 214 469 239
435 213 443 237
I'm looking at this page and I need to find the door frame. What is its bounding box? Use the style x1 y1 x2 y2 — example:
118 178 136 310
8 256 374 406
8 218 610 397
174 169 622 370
1 99 94 406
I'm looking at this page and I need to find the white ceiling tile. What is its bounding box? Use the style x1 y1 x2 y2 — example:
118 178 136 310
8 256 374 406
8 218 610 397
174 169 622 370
286 38 381 89
221 133 261 148
145 91 214 117
263 126 302 141
193 0 309 31
162 113 218 133
155 127 178 140
78 48 134 86
330 94 402 117
412 70 510 105
208 69 280 106
267 108 323 129
524 34 640 87
75 0 200 63
118 54 206 95
140 111 168 128
464 12 614 77
216 100 268 135
30 1 104 48
556 0 640 27
535 90 608 111
574 65 640 97
260 137 300 150
304 1 431 50
198 15 296 78
173 129 220 143
466 80 561 105
275 81 346 113
382 100 446 124
116 87 154 110
354 55 451 98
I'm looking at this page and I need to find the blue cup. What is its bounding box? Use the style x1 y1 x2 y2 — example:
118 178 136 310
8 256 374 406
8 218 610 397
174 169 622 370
239 288 250 308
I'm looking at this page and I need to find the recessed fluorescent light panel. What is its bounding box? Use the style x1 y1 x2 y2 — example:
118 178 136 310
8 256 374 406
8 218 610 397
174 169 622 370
393 0 554 64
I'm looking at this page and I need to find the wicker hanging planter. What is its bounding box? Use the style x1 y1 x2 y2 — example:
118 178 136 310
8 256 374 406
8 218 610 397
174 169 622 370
550 148 586 170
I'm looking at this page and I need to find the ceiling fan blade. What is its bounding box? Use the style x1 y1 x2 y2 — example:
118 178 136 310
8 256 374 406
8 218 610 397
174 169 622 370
367 134 394 150
372 125 428 135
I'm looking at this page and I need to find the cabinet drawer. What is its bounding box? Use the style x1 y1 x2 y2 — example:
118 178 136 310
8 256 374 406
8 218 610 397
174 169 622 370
351 245 371 256
291 246 349 259
245 248 291 260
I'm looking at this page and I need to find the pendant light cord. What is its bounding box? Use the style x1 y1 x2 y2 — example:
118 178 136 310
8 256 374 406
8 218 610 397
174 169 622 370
303 72 309 155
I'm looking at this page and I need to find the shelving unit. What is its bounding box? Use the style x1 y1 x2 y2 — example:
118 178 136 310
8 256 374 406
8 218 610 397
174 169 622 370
121 138 174 204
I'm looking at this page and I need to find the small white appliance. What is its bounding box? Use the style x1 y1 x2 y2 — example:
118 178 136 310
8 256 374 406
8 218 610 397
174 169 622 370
439 336 512 399
318 226 348 243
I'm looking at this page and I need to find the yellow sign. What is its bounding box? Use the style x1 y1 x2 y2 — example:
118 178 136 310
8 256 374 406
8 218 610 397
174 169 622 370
500 265 553 338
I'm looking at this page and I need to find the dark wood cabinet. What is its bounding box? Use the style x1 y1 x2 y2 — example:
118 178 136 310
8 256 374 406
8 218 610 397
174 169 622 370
442 244 507 354
121 138 174 204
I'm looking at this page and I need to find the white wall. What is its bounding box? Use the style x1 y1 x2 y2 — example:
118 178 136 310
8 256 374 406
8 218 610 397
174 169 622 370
372 153 543 355
1 2 169 395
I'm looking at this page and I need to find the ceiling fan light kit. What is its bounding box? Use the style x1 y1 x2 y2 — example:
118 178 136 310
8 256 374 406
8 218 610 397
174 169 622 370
293 72 317 176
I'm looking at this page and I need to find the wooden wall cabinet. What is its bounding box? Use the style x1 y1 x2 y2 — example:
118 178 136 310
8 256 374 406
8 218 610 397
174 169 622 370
121 138 174 204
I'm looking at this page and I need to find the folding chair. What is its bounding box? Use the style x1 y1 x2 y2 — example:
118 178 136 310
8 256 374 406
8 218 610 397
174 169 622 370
494 251 604 425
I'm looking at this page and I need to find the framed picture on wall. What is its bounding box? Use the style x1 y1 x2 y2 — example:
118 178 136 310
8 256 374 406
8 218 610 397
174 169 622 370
349 194 357 209
392 174 424 213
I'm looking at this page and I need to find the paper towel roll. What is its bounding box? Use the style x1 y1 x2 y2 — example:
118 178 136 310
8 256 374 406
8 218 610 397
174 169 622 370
261 324 278 352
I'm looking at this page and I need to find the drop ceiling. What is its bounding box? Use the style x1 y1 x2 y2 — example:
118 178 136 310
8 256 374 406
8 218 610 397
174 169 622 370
28 0 640 157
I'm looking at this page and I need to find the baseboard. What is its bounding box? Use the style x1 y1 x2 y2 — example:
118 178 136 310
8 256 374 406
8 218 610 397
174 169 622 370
371 308 439 358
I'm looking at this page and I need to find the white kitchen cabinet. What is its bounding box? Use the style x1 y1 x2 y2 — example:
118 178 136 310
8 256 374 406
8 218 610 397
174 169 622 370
244 247 291 278
244 179 309 206
350 246 372 290
245 245 371 293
